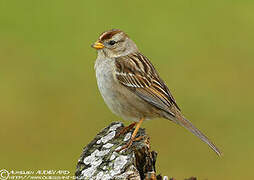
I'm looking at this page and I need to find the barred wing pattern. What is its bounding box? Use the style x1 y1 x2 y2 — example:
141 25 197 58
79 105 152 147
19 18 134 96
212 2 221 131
114 52 222 156
115 52 180 117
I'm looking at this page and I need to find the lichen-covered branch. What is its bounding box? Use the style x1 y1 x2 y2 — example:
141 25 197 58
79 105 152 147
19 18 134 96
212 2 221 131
75 122 197 180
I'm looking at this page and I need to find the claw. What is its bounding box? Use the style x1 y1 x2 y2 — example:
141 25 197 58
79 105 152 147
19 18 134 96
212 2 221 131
116 135 145 152
115 122 136 138
116 118 145 152
116 139 134 152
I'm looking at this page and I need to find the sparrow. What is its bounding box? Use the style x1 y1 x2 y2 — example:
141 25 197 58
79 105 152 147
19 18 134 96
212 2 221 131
92 29 221 156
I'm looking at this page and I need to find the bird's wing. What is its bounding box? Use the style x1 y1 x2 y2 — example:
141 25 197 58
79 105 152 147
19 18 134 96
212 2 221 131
115 53 222 156
115 52 180 117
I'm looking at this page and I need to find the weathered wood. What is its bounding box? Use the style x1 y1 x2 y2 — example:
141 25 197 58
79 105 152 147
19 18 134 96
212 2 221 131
75 121 197 180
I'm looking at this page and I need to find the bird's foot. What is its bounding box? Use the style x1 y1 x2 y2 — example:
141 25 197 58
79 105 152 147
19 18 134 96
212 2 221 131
115 122 137 138
116 135 145 152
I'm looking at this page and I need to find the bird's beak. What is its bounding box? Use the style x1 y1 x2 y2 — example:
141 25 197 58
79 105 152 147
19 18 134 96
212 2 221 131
91 41 104 50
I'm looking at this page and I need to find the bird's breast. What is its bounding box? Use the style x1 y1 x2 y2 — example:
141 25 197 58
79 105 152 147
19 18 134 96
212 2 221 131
94 57 160 121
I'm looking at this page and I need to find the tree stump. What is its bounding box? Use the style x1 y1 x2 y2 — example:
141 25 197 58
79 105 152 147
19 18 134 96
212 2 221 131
75 122 197 180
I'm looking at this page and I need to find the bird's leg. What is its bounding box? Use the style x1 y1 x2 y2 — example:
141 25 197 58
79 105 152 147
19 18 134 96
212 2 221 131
116 117 144 152
115 122 137 138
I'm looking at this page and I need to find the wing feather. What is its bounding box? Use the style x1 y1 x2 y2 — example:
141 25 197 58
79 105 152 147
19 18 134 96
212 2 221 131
115 52 180 116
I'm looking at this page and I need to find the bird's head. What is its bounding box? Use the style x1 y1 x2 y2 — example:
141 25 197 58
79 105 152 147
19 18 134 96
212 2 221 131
92 29 138 58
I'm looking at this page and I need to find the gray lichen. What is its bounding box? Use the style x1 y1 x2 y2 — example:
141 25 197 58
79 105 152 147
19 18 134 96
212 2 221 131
123 132 131 142
76 122 137 180
76 122 168 180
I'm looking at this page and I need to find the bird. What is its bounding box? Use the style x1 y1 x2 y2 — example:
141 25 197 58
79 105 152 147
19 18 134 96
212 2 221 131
92 29 221 156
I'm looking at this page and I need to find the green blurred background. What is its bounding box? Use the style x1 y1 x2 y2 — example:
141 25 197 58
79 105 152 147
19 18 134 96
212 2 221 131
0 0 253 179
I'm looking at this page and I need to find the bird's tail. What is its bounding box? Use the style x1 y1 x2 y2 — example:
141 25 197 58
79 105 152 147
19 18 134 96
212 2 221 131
165 110 222 156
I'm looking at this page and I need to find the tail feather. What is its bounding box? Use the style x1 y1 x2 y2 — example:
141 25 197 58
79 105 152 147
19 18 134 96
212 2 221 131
165 111 222 156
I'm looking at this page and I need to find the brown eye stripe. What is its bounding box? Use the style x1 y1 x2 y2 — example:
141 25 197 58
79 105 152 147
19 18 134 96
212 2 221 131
99 29 122 41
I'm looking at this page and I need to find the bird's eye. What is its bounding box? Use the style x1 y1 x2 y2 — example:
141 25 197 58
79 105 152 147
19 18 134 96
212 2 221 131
108 40 116 45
